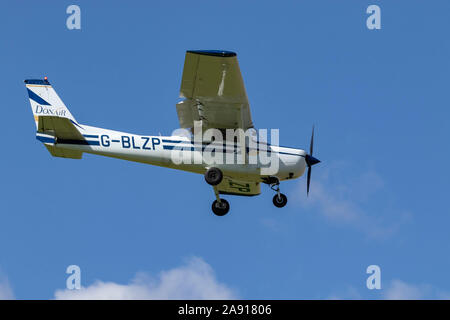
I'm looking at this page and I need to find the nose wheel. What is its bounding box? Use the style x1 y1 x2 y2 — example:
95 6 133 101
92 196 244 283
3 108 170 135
273 193 287 208
269 178 288 208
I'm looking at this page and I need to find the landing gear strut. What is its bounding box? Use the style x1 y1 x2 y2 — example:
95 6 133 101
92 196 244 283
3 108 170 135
211 185 229 216
270 178 288 208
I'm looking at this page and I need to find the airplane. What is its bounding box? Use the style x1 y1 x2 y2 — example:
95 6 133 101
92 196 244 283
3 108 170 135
24 50 320 216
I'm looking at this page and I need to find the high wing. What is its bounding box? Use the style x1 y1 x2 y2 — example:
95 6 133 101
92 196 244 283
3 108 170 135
176 50 254 132
217 177 261 197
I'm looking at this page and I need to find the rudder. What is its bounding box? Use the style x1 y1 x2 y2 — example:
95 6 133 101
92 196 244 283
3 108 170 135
25 78 83 159
24 78 77 129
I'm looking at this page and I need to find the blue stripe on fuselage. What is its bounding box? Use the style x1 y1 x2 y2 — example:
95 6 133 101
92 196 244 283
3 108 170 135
36 135 99 146
57 139 100 146
162 143 304 157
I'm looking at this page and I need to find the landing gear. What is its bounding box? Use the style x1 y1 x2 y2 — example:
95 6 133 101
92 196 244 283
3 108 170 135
211 184 230 216
204 167 223 186
268 177 288 208
212 199 230 216
272 193 287 208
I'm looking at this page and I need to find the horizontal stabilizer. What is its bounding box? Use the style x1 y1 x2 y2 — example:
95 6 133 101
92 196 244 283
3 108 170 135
35 117 85 159
44 144 83 159
37 116 84 140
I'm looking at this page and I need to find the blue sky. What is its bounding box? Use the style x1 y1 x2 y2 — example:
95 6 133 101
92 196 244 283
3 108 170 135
1 0 450 299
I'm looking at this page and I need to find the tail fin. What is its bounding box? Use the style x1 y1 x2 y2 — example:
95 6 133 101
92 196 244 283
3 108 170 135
24 78 77 129
25 78 83 159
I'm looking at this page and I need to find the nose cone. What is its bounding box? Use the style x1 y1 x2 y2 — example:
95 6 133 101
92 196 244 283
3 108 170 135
305 154 320 166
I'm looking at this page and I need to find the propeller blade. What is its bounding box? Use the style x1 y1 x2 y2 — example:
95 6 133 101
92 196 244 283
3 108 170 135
306 125 319 196
307 166 311 196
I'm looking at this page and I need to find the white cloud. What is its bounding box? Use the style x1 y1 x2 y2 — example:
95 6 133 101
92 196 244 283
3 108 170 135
54 257 237 300
383 280 450 300
0 278 14 300
383 280 426 300
383 280 429 300
327 286 362 300
328 280 450 300
295 163 411 239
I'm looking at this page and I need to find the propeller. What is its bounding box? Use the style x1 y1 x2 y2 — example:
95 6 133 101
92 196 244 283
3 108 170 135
305 126 320 196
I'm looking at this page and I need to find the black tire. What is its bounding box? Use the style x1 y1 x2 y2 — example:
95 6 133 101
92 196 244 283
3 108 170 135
272 193 288 208
212 199 230 216
204 167 223 186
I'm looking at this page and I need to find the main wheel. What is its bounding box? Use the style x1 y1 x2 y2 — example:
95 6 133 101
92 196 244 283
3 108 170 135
204 167 223 186
212 199 230 216
272 193 288 208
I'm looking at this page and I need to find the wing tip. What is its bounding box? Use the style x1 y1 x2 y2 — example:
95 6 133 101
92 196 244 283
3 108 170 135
186 50 237 57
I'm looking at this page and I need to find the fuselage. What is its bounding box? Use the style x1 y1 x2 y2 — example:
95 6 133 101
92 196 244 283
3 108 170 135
38 124 307 183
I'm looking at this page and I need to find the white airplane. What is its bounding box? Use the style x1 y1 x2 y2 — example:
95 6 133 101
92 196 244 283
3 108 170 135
24 50 320 216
